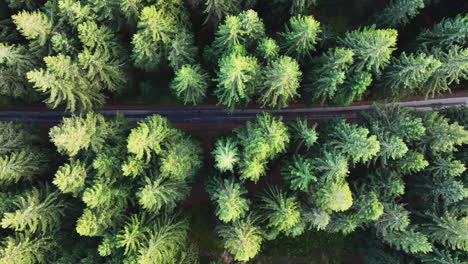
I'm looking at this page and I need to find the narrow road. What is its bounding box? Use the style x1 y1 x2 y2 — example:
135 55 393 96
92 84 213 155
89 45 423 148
0 97 466 125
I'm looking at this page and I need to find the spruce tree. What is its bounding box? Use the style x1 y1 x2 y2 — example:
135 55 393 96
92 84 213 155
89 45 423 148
305 47 354 103
159 136 203 181
203 0 242 26
338 26 398 75
313 180 353 212
0 233 56 264
280 15 321 60
256 37 279 61
167 32 198 71
370 0 425 28
216 216 263 262
214 53 260 109
331 71 372 106
288 120 318 151
282 155 316 191
53 160 88 196
377 52 441 99
415 14 468 50
12 10 52 46
206 176 250 223
258 56 302 109
137 177 190 213
212 137 239 173
423 213 468 251
170 64 209 105
0 149 48 185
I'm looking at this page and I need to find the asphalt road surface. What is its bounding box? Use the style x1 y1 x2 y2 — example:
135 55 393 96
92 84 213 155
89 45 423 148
0 97 467 125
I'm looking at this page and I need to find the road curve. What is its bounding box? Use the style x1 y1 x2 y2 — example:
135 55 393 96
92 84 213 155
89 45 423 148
0 97 466 125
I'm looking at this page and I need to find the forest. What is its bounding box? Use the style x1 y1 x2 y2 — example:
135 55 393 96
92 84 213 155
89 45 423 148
0 0 467 263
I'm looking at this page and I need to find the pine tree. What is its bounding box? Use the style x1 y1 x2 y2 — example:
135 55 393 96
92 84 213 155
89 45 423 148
12 11 52 46
170 64 209 105
203 0 242 26
137 177 190 213
256 37 279 61
282 155 316 191
0 233 56 264
212 137 239 173
49 113 111 156
416 14 468 50
377 52 441 99
0 43 36 99
258 56 302 109
327 120 381 163
423 213 467 251
116 214 148 256
370 0 425 28
374 202 410 234
313 180 353 212
259 186 302 234
312 150 349 182
214 53 260 109
53 160 88 196
280 15 321 60
120 0 144 24
216 216 263 262
338 26 398 75
137 214 189 264
127 115 175 162
380 227 432 254
423 46 468 97
167 32 198 71
1 186 66 234
27 54 105 112
305 47 354 103
159 136 203 181
331 71 372 106
288 120 318 152
206 176 250 223
0 149 48 185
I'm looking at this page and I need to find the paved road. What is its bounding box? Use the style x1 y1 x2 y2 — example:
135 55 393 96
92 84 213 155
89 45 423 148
0 97 467 124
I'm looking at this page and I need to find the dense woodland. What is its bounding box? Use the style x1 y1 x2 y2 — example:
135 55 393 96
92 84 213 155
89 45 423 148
0 105 466 263
0 0 466 109
0 0 468 264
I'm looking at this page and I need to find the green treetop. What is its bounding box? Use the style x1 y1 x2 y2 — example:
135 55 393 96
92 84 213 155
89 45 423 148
377 52 441 99
53 160 88 196
214 53 260 109
212 137 240 173
203 0 242 27
338 26 397 75
216 216 263 262
12 10 52 46
282 155 316 191
313 180 353 213
280 15 321 60
258 56 302 109
371 0 425 28
137 177 190 213
416 14 468 50
167 32 198 71
305 47 354 103
170 64 209 105
206 176 251 223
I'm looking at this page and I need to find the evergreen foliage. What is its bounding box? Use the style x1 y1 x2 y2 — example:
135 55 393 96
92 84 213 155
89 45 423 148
371 0 425 28
280 15 321 60
170 64 209 105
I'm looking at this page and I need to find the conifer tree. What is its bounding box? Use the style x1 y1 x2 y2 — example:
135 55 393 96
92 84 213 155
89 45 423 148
256 37 279 61
313 180 353 212
338 26 397 75
377 52 441 99
0 43 36 100
289 120 318 151
380 228 432 254
280 15 321 60
159 136 203 181
423 213 467 251
216 216 263 262
1 186 66 234
206 176 250 223
282 155 316 191
167 32 198 71
423 46 468 97
312 150 349 182
370 0 425 28
258 186 302 234
212 137 239 173
416 14 468 50
170 64 209 105
12 11 52 46
0 233 56 264
203 0 242 26
50 113 111 156
53 160 88 196
120 0 144 24
327 120 380 163
137 177 190 213
214 53 260 109
331 71 372 106
353 192 384 222
374 202 410 234
0 149 48 185
305 47 354 103
0 122 39 155
27 54 105 112
258 56 302 109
